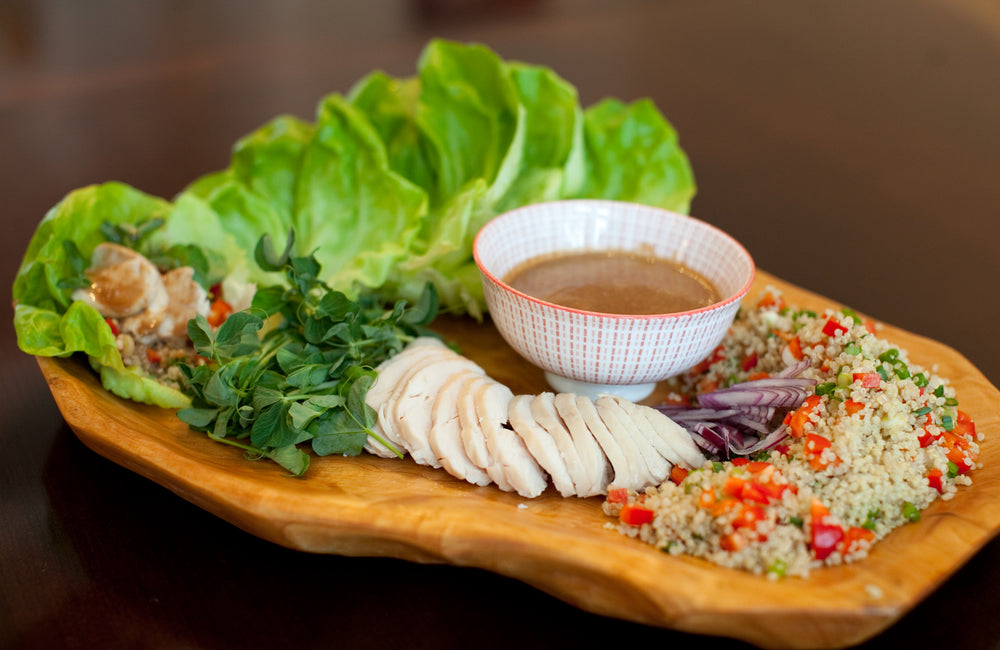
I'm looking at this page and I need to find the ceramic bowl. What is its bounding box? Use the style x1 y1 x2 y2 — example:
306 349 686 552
473 200 755 402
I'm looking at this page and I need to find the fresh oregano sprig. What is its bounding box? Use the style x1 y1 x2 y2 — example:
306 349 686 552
177 231 439 476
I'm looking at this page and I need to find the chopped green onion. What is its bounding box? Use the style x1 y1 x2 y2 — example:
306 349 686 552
878 349 899 363
815 382 837 396
844 342 862 356
786 516 804 527
947 461 960 479
944 397 959 407
912 406 932 417
877 366 891 382
767 559 788 578
913 372 929 388
933 385 945 398
893 360 910 380
940 414 955 431
712 461 725 472
800 309 817 319
841 308 863 325
862 509 881 530
901 502 920 523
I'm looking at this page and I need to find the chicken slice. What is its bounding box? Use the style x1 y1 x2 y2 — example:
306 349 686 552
596 395 672 484
508 395 576 497
633 402 707 469
393 354 487 468
528 393 597 497
365 337 448 457
553 393 613 495
603 395 685 467
73 242 168 319
476 386 547 498
154 266 210 344
428 369 492 486
457 376 514 492
572 395 650 490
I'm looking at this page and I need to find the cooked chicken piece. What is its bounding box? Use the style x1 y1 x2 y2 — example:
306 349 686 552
457 375 514 492
428 369 492 486
365 337 448 457
603 395 685 467
393 354 487 468
631 401 707 469
476 385 547 498
508 395 576 497
531 392 605 497
596 395 672 484
376 349 457 464
573 395 652 490
552 393 613 495
152 266 210 344
73 242 168 319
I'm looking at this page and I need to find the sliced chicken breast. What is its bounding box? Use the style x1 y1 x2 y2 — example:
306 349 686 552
572 394 649 490
393 354 486 468
429 369 492 486
531 392 604 497
596 395 672 484
633 401 707 469
457 376 514 492
553 393 614 495
365 337 448 457
476 387 547 498
603 395 685 467
508 395 576 497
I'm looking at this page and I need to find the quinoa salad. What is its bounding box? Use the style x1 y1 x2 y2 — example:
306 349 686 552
602 288 984 578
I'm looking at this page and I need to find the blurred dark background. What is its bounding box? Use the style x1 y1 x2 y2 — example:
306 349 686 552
2 1 999 648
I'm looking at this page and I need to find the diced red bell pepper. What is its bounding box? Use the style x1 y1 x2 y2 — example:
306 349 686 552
852 372 881 389
841 526 875 553
809 498 844 560
739 481 771 505
746 461 771 474
720 531 747 552
741 352 759 371
822 318 849 337
927 468 944 494
669 466 689 485
732 505 766 530
786 336 804 361
619 504 655 526
208 299 233 327
711 498 740 517
146 348 162 365
757 291 786 310
843 400 865 416
698 488 717 509
104 318 120 336
723 476 746 498
606 487 628 504
805 433 835 470
789 395 823 438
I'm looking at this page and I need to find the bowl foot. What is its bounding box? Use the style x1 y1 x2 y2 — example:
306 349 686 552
543 372 656 403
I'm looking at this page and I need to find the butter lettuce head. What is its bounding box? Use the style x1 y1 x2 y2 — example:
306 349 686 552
13 38 696 407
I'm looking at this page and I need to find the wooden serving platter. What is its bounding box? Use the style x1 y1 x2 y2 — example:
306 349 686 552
36 270 1000 649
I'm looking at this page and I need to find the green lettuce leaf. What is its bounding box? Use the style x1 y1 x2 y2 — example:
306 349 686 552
13 38 696 407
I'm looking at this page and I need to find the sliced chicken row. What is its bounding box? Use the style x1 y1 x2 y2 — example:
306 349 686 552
365 337 705 498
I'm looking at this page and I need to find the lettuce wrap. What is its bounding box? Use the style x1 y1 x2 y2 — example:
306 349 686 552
13 38 696 407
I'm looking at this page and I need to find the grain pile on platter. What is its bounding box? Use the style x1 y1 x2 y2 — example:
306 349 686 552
601 289 984 577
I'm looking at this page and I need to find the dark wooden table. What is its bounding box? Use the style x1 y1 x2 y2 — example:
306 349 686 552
3 1 999 648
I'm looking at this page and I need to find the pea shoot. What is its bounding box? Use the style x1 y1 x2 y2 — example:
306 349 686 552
177 232 439 475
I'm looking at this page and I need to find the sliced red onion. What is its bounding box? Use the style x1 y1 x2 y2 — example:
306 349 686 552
656 371 815 459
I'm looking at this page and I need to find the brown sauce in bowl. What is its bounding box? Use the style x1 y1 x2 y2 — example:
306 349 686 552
503 249 719 315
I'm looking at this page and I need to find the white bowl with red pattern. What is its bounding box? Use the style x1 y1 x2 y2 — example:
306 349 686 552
473 200 755 402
